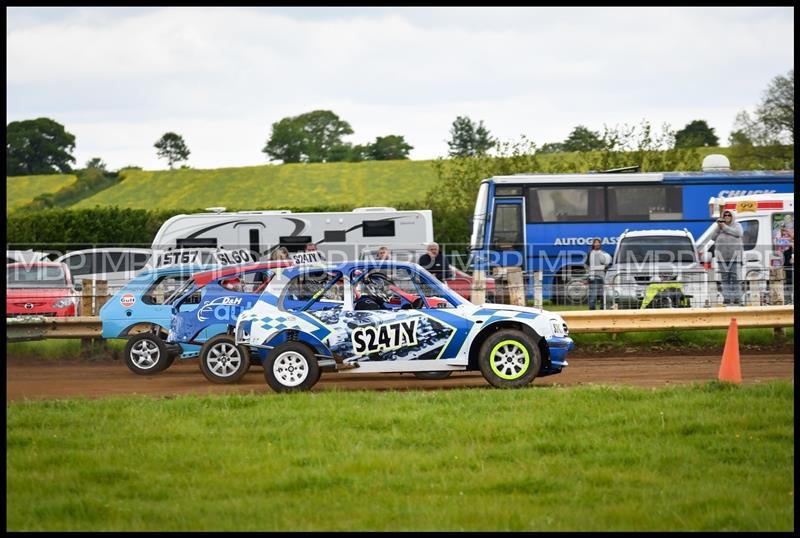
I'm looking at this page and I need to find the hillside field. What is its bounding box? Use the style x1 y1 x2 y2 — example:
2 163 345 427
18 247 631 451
72 160 440 210
6 174 77 212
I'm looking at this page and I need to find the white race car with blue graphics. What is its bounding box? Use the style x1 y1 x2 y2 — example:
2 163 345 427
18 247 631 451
234 261 573 392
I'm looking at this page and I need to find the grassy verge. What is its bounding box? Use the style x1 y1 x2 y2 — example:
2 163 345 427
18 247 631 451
571 327 793 352
7 339 126 359
6 381 794 531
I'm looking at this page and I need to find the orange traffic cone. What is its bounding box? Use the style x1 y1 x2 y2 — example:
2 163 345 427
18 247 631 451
718 318 742 384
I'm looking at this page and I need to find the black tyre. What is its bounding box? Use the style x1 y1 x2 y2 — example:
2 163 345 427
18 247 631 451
264 341 320 393
413 371 453 380
124 333 170 375
199 334 251 384
478 329 541 389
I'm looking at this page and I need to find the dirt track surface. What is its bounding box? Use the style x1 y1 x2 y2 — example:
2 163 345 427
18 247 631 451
6 353 794 401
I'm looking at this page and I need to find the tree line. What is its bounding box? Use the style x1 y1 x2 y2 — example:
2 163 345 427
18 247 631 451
6 69 793 176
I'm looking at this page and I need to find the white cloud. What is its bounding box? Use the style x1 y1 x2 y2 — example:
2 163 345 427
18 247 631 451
6 6 794 170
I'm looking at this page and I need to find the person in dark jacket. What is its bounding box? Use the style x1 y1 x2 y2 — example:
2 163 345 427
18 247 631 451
418 242 451 282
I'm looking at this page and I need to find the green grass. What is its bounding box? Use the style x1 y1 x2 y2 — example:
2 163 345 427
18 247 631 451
7 339 125 359
571 328 793 350
71 160 439 210
6 381 793 531
6 174 78 212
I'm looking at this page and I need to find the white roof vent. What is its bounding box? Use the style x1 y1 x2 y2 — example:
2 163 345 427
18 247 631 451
701 154 731 172
204 207 227 214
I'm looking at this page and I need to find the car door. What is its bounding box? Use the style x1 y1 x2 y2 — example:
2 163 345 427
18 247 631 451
339 267 471 363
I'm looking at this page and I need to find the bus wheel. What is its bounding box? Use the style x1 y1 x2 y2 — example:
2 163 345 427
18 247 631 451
561 268 588 304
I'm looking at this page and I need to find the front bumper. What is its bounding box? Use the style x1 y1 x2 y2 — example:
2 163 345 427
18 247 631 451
544 335 573 370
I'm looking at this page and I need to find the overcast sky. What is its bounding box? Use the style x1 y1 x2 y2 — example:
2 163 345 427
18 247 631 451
6 6 794 171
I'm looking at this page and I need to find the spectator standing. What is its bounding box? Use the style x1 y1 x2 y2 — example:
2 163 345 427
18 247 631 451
305 242 326 261
709 209 744 305
270 246 290 261
586 238 612 310
376 246 391 261
418 242 452 282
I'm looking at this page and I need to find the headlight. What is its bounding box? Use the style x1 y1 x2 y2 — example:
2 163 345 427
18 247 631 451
550 319 565 336
52 298 75 309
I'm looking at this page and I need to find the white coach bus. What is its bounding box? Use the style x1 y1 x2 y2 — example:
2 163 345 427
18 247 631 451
150 207 434 264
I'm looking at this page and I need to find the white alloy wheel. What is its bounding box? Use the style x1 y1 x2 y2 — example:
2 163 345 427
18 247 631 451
206 342 243 378
130 338 161 370
273 350 310 387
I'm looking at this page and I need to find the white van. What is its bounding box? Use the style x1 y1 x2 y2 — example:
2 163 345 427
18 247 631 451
695 193 794 304
55 248 153 295
150 207 434 263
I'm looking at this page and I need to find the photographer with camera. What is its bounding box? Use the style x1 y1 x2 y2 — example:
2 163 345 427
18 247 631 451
709 209 744 305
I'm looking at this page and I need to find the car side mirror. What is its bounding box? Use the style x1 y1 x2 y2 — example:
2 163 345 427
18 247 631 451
74 282 83 292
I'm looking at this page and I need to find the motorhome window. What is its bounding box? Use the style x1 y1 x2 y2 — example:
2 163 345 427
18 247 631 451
495 186 523 196
615 236 696 264
526 187 605 222
142 275 190 305
177 238 218 248
363 220 396 237
245 230 258 257
279 236 313 253
740 220 759 251
324 230 347 243
608 186 683 221
491 204 522 245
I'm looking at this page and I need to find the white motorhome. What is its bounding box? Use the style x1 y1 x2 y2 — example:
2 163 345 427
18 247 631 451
150 207 434 264
695 193 794 304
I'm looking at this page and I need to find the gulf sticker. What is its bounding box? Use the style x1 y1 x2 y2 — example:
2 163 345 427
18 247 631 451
736 200 758 213
120 294 136 308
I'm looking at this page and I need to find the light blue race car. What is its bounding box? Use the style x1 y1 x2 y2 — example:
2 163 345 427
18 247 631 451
233 261 573 392
100 264 217 375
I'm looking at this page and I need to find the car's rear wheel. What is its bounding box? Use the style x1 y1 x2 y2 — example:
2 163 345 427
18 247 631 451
478 329 541 388
124 333 170 375
264 342 320 393
199 334 251 384
413 371 453 380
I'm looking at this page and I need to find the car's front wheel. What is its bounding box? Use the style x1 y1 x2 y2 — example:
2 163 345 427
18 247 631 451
478 329 541 388
264 342 320 393
199 334 251 384
124 333 171 375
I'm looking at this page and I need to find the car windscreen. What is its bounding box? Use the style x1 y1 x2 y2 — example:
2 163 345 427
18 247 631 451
7 266 68 288
615 237 697 264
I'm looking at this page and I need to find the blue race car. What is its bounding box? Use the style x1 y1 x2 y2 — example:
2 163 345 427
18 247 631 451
100 264 218 376
234 261 573 392
166 260 294 384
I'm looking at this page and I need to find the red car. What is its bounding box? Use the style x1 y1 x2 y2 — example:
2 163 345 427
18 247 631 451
6 262 80 317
